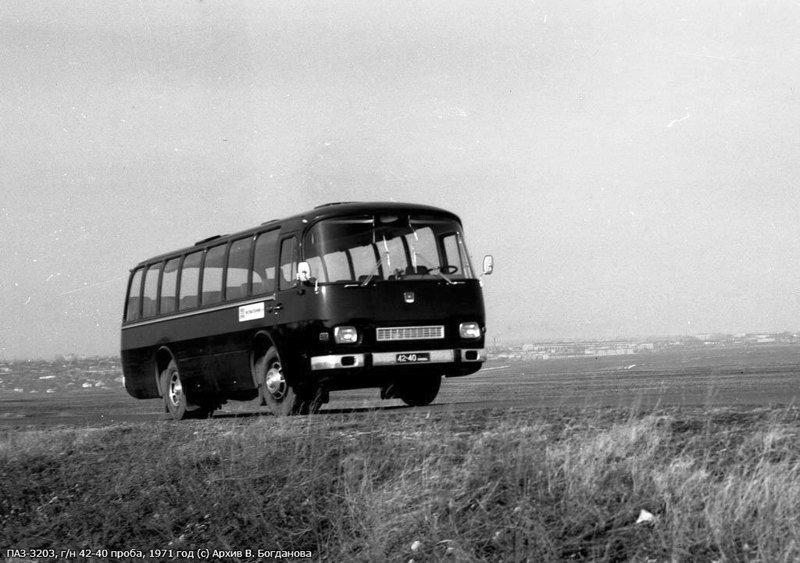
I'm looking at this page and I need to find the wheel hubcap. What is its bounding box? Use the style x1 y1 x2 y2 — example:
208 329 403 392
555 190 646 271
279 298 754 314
265 361 287 400
168 372 182 407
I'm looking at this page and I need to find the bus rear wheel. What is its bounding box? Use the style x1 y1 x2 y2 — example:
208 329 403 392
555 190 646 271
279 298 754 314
255 346 320 416
160 360 213 420
396 375 442 407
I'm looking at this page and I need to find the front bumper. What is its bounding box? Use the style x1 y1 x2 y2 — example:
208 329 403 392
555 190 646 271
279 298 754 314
310 348 486 371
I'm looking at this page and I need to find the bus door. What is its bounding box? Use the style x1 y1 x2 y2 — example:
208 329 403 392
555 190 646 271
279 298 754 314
273 234 301 326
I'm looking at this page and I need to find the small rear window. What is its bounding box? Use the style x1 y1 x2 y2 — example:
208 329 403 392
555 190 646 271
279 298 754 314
125 268 144 321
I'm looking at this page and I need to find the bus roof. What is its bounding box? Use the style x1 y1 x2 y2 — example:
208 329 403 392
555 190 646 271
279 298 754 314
132 201 462 268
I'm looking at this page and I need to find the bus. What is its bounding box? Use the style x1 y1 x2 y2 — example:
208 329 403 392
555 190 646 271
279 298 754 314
121 201 493 419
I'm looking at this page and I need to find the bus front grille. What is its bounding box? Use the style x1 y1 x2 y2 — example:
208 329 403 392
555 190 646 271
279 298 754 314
376 325 445 342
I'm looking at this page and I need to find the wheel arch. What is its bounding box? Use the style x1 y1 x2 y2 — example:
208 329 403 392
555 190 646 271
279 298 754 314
154 346 176 397
250 330 278 387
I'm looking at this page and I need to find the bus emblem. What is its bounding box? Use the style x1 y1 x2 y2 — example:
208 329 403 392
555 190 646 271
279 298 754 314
404 291 415 304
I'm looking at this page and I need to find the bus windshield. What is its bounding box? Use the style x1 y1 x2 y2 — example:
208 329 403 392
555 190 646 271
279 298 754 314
304 213 475 284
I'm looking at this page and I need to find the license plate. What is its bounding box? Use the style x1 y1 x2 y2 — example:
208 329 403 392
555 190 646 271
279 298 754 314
396 353 430 363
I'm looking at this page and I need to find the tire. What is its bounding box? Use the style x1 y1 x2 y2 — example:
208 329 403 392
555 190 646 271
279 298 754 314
254 346 318 416
396 375 442 407
160 359 213 420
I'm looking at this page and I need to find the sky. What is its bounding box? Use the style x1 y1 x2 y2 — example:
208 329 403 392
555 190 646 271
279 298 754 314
2 1 800 358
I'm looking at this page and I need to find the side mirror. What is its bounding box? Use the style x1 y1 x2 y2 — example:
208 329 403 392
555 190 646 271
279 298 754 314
296 261 312 283
482 255 494 275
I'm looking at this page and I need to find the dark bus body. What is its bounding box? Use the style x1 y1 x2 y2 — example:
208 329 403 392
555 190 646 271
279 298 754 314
121 202 491 418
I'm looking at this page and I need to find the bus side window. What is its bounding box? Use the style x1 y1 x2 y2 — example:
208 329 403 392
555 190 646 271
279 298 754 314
160 258 180 314
253 230 279 294
225 236 253 300
202 244 226 305
178 251 202 310
279 237 297 290
125 268 144 321
142 263 162 318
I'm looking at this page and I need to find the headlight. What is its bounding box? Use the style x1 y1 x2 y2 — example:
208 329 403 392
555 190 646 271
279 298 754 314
459 322 481 339
334 326 358 344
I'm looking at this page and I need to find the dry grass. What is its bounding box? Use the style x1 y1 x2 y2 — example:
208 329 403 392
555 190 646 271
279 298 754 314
2 406 800 562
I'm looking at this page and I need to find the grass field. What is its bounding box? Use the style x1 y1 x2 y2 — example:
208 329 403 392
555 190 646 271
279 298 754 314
2 405 800 562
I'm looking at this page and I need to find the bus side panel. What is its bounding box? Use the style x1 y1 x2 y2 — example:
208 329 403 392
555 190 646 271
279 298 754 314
176 337 256 397
122 348 159 399
121 301 278 398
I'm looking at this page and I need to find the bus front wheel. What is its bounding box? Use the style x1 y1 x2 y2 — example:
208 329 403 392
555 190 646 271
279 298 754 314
160 360 212 420
396 375 441 407
255 347 319 416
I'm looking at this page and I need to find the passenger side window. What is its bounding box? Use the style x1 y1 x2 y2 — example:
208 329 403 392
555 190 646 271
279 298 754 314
253 230 279 294
125 268 144 321
160 258 180 314
279 237 297 290
178 251 202 310
202 244 226 305
142 263 162 318
226 237 253 300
